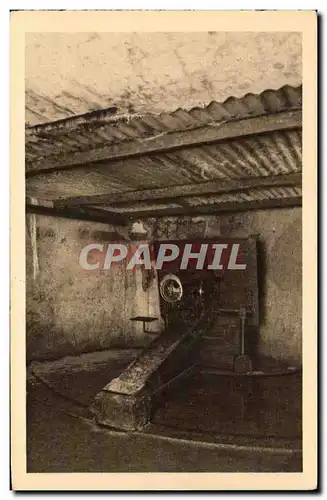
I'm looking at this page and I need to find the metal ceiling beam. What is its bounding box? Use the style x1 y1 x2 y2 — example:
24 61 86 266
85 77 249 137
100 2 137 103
123 196 302 219
26 110 302 175
55 172 302 208
26 202 129 226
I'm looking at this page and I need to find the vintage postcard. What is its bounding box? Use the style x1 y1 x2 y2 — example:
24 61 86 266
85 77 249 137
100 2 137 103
11 10 317 491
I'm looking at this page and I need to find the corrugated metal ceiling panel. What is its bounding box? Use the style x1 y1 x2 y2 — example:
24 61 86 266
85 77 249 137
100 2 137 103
25 128 302 202
26 84 302 162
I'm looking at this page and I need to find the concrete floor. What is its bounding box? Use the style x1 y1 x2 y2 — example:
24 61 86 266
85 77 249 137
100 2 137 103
153 371 302 440
27 356 302 473
27 384 301 473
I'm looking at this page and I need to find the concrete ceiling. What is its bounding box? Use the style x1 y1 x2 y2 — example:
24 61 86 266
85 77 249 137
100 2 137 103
25 32 302 126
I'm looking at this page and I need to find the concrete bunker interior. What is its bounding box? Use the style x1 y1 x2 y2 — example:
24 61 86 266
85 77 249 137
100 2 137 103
26 84 302 471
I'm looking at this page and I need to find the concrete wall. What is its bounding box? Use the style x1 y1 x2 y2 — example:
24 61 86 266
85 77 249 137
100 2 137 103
26 215 161 361
218 208 302 364
26 208 302 365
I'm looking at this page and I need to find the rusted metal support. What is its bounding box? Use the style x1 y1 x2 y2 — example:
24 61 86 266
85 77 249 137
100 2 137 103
26 202 129 226
117 196 302 219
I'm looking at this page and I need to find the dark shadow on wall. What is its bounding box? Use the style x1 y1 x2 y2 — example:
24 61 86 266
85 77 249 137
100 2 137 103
256 237 267 327
246 238 265 366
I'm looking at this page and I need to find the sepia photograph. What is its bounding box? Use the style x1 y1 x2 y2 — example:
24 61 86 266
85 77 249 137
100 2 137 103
10 10 317 491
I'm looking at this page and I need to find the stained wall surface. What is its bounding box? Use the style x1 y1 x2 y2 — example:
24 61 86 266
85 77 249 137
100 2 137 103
26 208 301 364
26 215 161 361
25 32 302 125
